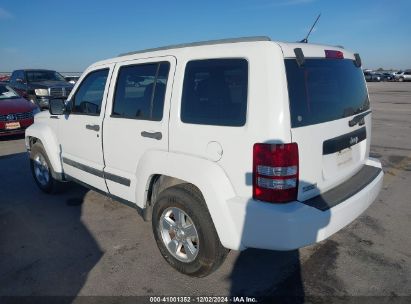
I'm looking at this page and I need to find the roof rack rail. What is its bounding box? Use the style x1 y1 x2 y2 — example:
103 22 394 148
119 36 271 57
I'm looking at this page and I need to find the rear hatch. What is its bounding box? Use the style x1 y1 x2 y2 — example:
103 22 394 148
284 47 371 201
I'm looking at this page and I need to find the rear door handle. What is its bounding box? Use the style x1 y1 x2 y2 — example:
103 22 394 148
141 131 162 140
85 124 100 131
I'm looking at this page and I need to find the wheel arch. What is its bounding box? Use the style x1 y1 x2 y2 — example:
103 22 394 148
135 151 242 250
25 123 63 176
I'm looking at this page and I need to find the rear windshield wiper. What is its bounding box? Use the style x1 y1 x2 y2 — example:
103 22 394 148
348 110 372 127
343 101 370 118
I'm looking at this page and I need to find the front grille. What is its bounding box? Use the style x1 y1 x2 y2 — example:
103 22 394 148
0 111 34 122
49 87 64 97
49 87 72 98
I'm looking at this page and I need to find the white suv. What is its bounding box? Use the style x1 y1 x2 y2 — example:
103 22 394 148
25 37 383 277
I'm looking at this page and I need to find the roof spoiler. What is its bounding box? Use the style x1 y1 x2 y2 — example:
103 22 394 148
354 53 362 67
294 48 305 67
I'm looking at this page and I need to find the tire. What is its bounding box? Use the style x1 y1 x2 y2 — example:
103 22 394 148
399 77 404 82
30 142 64 193
152 184 229 277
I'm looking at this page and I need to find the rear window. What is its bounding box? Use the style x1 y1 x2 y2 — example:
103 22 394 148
285 59 369 128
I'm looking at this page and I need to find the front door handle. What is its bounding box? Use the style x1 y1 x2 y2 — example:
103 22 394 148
141 131 162 140
86 124 100 131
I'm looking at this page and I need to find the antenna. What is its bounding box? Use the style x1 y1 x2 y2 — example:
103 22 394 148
300 13 321 43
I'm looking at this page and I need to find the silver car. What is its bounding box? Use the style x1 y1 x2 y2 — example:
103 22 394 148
395 71 411 82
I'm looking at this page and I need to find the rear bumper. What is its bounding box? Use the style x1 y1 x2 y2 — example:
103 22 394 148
225 158 383 251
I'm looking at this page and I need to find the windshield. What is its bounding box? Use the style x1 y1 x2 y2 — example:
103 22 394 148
26 71 66 82
285 58 369 128
0 85 20 100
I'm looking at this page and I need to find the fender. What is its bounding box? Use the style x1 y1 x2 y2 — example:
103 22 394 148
135 150 244 250
25 122 63 175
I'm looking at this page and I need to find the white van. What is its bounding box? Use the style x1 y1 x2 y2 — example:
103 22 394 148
25 37 383 277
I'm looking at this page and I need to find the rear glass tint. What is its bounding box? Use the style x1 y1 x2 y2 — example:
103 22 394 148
112 62 169 121
181 59 248 126
285 59 369 128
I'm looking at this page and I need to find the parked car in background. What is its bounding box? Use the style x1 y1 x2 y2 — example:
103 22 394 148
395 71 411 82
374 73 384 81
0 74 10 82
64 76 80 84
382 72 394 81
0 84 39 136
364 71 381 82
9 69 74 110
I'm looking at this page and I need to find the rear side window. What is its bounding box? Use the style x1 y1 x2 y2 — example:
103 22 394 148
112 62 170 121
181 59 248 126
285 59 369 128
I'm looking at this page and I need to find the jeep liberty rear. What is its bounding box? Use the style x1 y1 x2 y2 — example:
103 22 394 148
25 37 383 277
287 51 372 202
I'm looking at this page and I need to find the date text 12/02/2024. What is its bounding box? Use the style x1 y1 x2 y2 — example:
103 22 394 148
149 296 258 303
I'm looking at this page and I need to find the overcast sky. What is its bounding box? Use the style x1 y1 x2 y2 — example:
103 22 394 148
0 0 410 72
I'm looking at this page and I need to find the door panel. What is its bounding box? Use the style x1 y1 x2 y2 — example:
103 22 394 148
59 65 114 192
103 57 176 203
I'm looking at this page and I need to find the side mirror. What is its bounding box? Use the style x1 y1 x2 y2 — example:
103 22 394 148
49 98 66 115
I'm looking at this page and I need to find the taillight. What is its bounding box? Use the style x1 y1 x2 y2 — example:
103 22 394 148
253 143 299 203
325 50 344 59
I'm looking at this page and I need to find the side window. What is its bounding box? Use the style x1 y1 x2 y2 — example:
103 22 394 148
405 71 411 75
13 71 25 82
71 69 109 115
18 71 26 81
9 72 17 83
112 62 170 121
181 59 248 127
10 71 24 83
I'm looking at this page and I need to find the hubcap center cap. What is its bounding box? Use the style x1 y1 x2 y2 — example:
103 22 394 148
176 229 184 238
